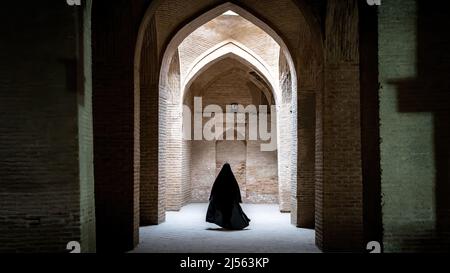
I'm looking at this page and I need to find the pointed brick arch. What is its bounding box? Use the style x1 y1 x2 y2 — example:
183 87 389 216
182 41 280 105
91 0 363 253
153 2 299 218
133 0 323 249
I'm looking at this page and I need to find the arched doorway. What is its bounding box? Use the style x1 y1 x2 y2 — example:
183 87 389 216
150 0 297 225
93 0 364 253
93 0 323 252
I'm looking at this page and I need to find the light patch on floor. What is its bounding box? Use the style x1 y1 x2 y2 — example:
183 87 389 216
131 203 320 253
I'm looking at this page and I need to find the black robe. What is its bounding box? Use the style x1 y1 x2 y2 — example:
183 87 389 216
206 163 250 229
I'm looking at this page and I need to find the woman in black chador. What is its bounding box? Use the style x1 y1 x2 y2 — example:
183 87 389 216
206 163 250 229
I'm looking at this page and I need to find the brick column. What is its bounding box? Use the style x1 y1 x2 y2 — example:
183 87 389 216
316 0 364 251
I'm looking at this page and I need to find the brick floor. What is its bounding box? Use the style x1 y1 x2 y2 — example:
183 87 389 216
131 203 320 253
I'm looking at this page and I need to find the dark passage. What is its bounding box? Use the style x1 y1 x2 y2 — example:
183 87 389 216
206 163 251 230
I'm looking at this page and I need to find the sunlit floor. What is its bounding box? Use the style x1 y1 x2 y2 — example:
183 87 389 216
131 203 320 253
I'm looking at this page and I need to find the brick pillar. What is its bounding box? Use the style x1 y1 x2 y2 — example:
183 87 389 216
139 16 163 225
296 91 316 228
165 103 183 210
164 51 183 211
278 103 292 212
92 0 144 252
316 0 364 251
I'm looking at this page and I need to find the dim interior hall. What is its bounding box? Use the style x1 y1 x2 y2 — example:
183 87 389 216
2 0 450 253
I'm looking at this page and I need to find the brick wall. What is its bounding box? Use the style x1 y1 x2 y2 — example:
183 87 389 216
246 141 279 203
191 141 217 201
216 140 248 198
0 1 95 252
190 139 279 204
379 0 450 252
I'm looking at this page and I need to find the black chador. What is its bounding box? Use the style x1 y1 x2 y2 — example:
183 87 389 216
206 163 250 229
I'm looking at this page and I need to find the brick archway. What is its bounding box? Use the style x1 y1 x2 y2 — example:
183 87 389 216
92 0 363 252
182 41 280 104
151 1 297 222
